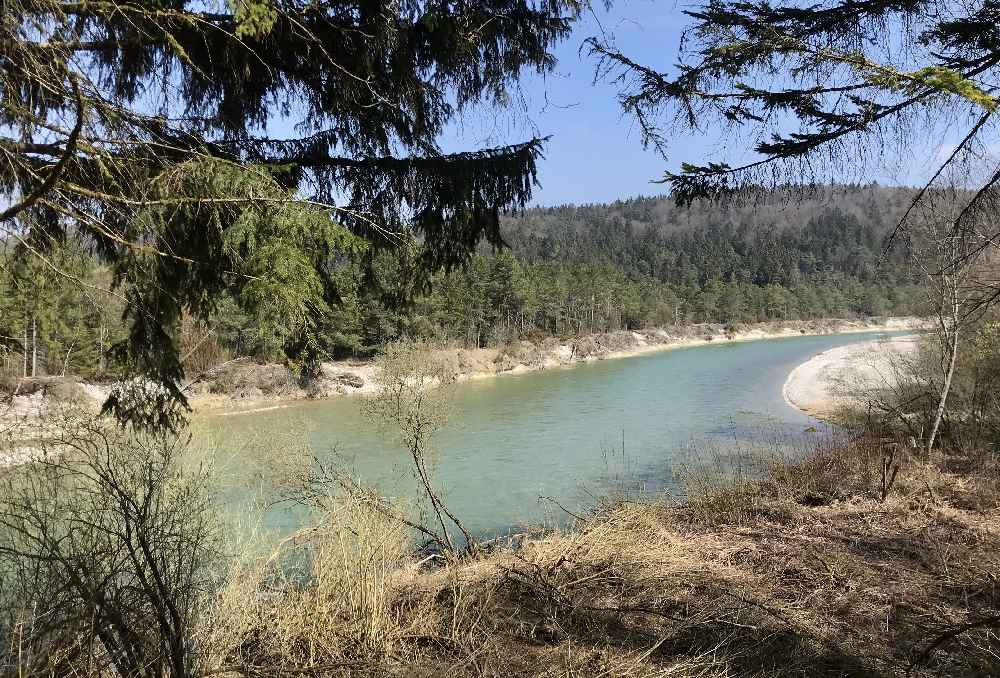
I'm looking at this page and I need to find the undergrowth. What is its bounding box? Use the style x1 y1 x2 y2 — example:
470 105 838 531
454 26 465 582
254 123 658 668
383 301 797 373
202 434 999 677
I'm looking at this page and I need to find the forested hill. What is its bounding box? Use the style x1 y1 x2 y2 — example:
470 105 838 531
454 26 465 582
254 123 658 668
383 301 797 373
502 184 916 287
1 185 922 381
357 184 921 352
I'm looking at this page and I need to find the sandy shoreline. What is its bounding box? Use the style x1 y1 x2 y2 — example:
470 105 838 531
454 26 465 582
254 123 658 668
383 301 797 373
200 316 924 417
1 317 926 423
782 334 920 418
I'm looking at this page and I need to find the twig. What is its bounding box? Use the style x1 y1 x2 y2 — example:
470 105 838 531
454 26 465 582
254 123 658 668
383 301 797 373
908 615 1000 675
538 495 586 522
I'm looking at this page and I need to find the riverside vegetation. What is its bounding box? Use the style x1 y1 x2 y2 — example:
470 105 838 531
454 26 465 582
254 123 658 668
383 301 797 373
1 186 922 394
3 0 1000 676
1 326 998 678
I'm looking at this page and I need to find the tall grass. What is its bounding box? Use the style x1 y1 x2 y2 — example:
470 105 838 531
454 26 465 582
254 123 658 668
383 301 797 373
204 492 418 674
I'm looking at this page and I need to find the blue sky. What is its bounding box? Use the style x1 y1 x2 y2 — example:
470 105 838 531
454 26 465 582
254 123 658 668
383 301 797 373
441 1 697 206
259 0 991 208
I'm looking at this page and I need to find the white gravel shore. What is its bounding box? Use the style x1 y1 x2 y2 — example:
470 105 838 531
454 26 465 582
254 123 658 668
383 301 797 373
783 335 920 417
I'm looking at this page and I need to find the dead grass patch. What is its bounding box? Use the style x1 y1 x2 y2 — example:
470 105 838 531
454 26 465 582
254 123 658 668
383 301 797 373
206 439 999 677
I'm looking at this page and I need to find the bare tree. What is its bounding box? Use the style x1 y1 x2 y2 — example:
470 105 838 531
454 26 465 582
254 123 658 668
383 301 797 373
907 189 992 453
363 343 476 555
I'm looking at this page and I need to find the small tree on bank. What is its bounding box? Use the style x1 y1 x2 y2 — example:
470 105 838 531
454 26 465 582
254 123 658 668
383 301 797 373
364 343 476 554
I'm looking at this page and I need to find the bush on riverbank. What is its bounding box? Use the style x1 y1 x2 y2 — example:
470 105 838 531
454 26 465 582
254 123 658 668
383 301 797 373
0 413 219 678
200 362 301 399
855 310 1000 455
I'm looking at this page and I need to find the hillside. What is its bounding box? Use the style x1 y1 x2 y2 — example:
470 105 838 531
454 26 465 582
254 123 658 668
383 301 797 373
1 185 923 384
503 184 916 285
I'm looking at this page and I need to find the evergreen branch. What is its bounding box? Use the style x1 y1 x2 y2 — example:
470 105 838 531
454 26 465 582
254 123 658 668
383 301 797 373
257 138 546 172
0 78 84 224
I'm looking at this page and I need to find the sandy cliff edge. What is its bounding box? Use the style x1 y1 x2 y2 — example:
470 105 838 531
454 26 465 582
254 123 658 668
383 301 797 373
203 316 925 416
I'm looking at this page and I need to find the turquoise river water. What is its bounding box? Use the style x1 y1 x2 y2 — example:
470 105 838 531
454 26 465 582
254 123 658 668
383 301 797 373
200 331 899 538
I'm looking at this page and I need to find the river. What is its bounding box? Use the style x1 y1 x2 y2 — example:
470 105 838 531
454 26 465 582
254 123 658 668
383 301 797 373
198 331 896 538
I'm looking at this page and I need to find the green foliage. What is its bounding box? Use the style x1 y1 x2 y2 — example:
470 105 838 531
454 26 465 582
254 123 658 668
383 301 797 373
232 0 278 39
291 186 921 353
0 243 120 382
101 160 370 427
3 0 581 426
894 66 997 112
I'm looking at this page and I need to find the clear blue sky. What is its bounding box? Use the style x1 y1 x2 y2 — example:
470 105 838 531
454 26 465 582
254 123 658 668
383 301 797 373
442 1 698 207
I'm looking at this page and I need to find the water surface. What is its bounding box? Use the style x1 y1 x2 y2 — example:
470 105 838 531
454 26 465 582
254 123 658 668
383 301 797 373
202 331 896 537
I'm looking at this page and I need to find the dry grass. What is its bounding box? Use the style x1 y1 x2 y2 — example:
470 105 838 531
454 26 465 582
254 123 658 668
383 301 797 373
204 437 999 678
204 495 423 675
201 362 300 398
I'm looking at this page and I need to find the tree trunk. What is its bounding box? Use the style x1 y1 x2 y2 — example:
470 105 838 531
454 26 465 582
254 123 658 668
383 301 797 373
927 288 960 454
31 316 37 377
98 321 106 374
62 340 76 376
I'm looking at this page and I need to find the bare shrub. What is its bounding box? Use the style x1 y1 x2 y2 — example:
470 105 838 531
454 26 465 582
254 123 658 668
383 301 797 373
493 340 542 370
363 342 475 554
43 378 92 404
862 311 1000 455
570 334 602 359
205 362 299 398
759 436 910 504
674 450 767 525
0 411 219 678
177 317 232 378
189 429 998 678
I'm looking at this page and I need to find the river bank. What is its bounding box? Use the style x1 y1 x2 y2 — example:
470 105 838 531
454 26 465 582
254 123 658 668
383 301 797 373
192 316 924 415
782 334 920 418
1 316 925 420
211 430 999 678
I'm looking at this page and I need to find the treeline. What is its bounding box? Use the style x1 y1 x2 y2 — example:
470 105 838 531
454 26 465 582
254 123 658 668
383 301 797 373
0 185 922 380
328 184 922 353
0 250 123 382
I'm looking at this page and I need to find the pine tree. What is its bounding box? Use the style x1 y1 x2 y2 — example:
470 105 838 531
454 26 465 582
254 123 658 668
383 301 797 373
1 0 584 427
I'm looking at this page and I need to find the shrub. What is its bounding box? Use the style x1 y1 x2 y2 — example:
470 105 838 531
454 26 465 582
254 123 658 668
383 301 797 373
0 413 220 678
674 435 912 525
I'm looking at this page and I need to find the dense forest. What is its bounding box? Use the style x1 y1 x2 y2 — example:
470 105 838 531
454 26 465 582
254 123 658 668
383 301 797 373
0 184 921 380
